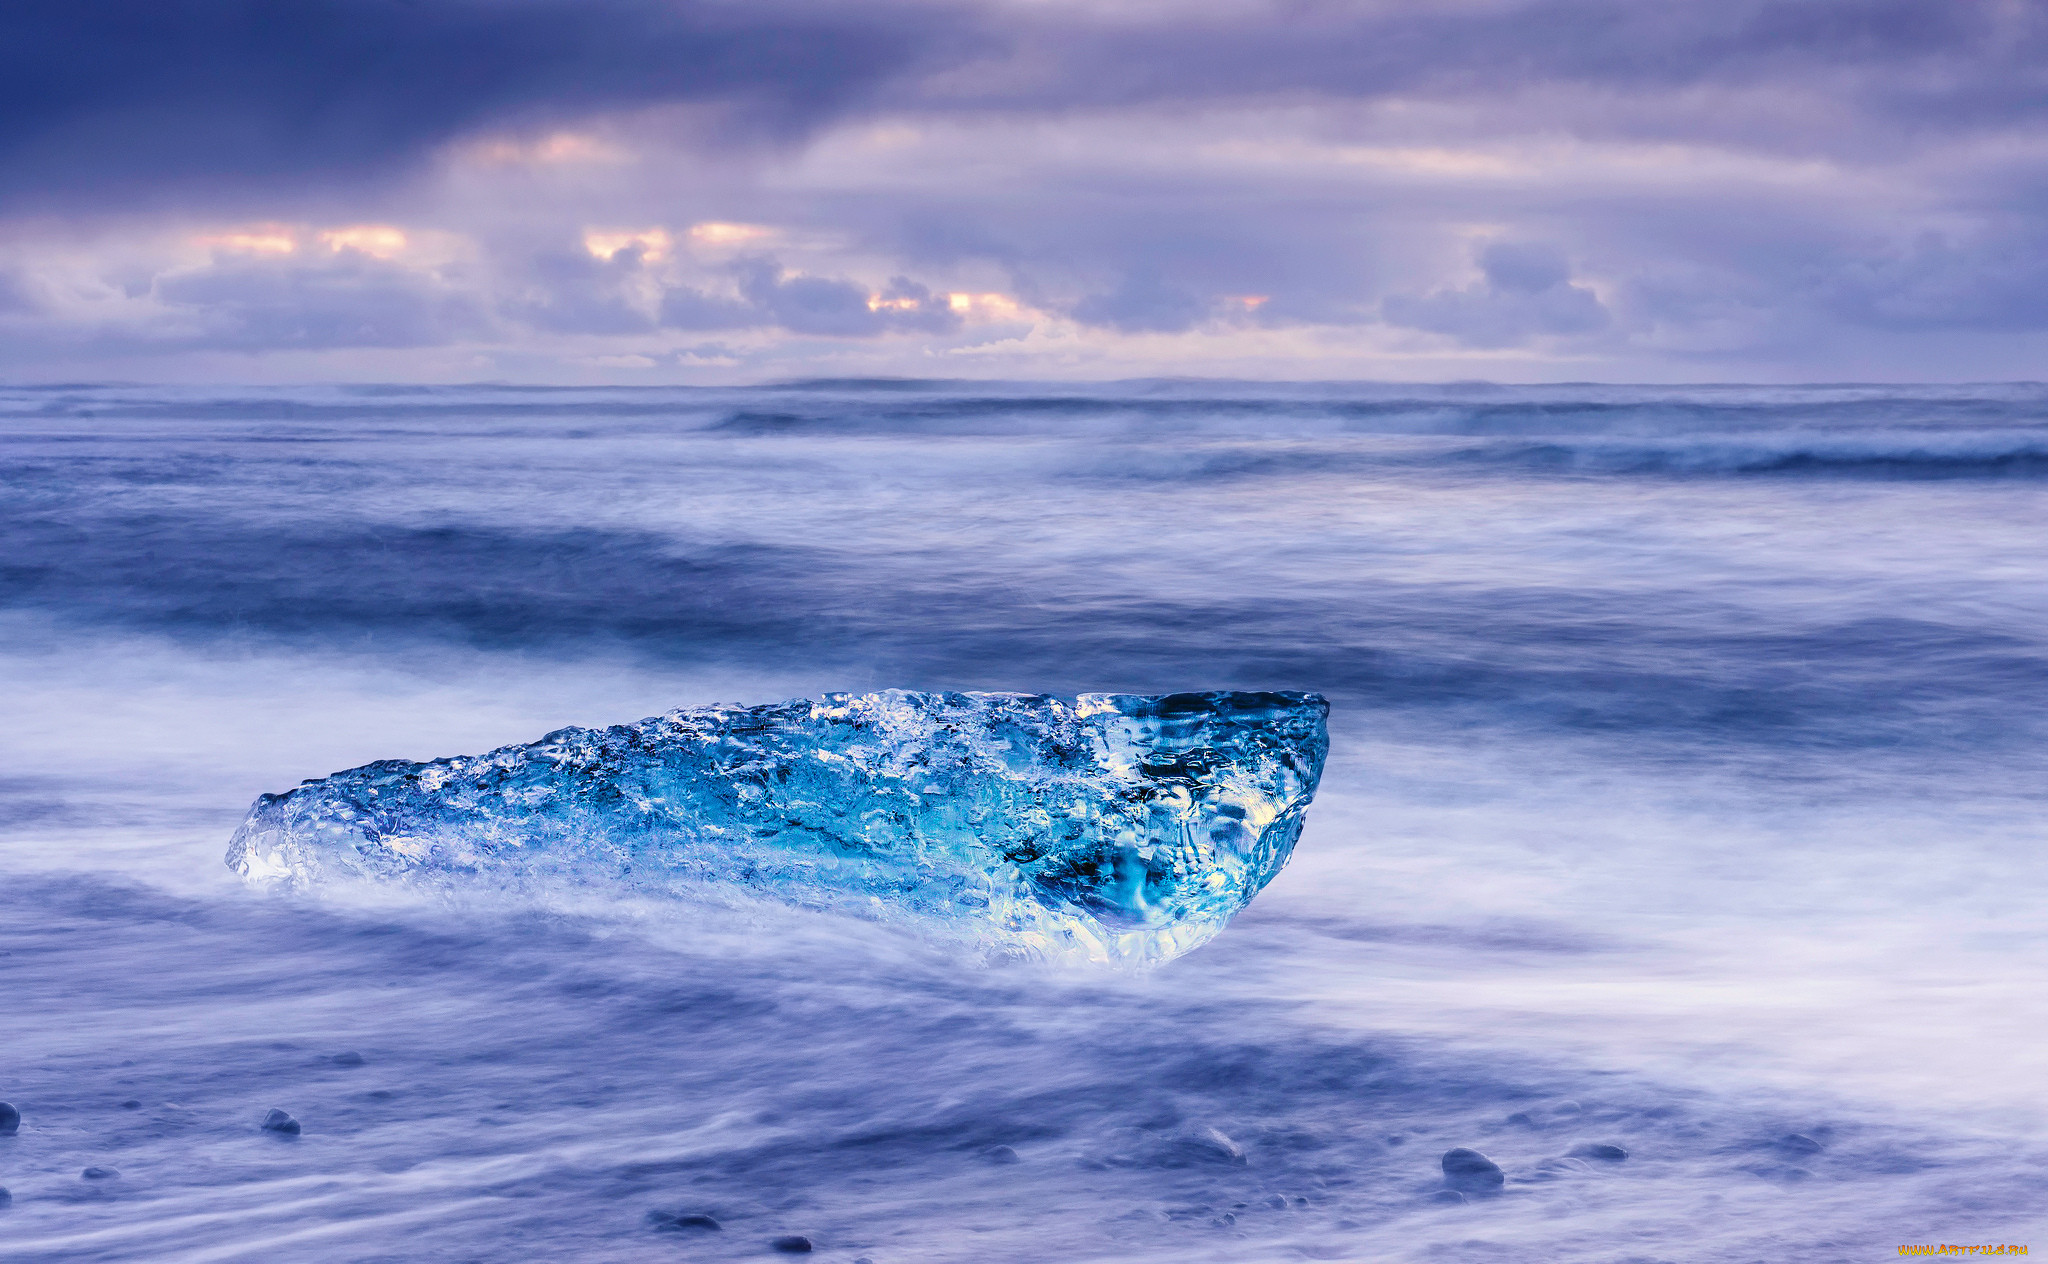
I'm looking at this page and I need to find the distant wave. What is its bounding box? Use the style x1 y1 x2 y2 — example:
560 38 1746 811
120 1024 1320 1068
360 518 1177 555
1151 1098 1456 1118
1442 436 2048 479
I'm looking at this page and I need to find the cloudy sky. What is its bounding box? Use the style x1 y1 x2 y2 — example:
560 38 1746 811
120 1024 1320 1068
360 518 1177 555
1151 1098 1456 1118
5 0 2047 382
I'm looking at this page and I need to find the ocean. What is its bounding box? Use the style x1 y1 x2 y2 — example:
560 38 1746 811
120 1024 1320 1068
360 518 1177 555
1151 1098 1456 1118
1 380 2043 1262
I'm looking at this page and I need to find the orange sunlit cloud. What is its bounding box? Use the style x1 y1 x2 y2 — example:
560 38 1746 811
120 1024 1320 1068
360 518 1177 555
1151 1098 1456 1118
583 228 672 263
867 294 924 312
1228 294 1271 311
946 292 1026 319
688 222 773 246
318 225 408 259
195 227 297 255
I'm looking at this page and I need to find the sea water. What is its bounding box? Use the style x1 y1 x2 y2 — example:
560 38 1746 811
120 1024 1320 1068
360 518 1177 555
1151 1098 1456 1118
0 380 2043 1261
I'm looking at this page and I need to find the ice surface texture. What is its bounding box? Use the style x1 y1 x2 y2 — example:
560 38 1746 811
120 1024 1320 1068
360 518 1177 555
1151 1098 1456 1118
228 690 1328 964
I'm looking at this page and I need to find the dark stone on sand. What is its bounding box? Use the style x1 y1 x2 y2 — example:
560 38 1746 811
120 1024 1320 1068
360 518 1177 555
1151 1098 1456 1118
981 1145 1021 1165
261 1109 301 1135
1178 1126 1248 1166
1778 1133 1823 1154
120 1100 142 1110
770 1235 814 1252
1505 1111 1536 1128
81 1167 119 1179
0 1185 12 1204
0 1102 18 1134
648 1210 722 1231
1569 1143 1628 1162
331 1052 366 1067
1553 1100 1583 1115
1429 1189 1468 1204
1441 1148 1505 1193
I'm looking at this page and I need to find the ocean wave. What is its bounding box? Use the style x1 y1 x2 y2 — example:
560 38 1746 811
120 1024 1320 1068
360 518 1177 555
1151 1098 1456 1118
1443 436 2048 478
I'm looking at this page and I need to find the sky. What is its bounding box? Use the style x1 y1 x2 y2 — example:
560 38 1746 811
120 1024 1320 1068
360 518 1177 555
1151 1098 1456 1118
4 0 2048 383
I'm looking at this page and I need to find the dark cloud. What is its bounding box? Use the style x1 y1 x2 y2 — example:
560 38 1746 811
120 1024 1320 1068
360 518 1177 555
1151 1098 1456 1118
505 247 659 336
659 285 763 334
1819 228 2048 331
1070 267 1219 334
0 0 972 209
966 0 2048 149
9 0 2046 215
1383 243 1609 348
151 251 489 349
736 258 890 336
659 259 960 337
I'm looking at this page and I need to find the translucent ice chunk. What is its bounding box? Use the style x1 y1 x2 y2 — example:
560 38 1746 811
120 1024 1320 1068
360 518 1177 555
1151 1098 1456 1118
227 690 1328 964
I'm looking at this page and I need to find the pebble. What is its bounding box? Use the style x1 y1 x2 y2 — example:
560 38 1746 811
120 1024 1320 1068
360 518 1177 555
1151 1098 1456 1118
1430 1188 1468 1204
1441 1147 1505 1193
0 1102 18 1134
980 1145 1021 1165
1569 1143 1629 1162
770 1235 814 1253
81 1167 119 1180
1779 1133 1823 1154
648 1210 722 1231
330 1052 366 1067
261 1109 301 1135
120 1100 142 1110
0 1185 11 1205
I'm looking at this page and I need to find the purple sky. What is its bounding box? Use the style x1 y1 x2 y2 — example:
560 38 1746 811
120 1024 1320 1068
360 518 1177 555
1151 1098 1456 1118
5 0 2047 382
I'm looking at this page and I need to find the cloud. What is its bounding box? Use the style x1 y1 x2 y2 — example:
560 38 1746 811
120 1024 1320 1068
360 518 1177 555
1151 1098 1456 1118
7 0 2048 379
10 0 2046 216
956 0 2048 153
734 259 889 336
1383 243 1610 348
0 0 971 209
150 251 489 350
1069 267 1218 334
503 247 660 337
1820 228 2048 331
0 269 34 315
656 259 960 337
658 284 764 334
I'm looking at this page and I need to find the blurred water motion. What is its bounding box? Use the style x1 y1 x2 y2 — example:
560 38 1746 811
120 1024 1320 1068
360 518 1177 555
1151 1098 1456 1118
0 380 2044 1261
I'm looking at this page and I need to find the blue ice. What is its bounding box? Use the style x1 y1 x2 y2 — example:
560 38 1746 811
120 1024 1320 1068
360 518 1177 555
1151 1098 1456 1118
228 690 1329 964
